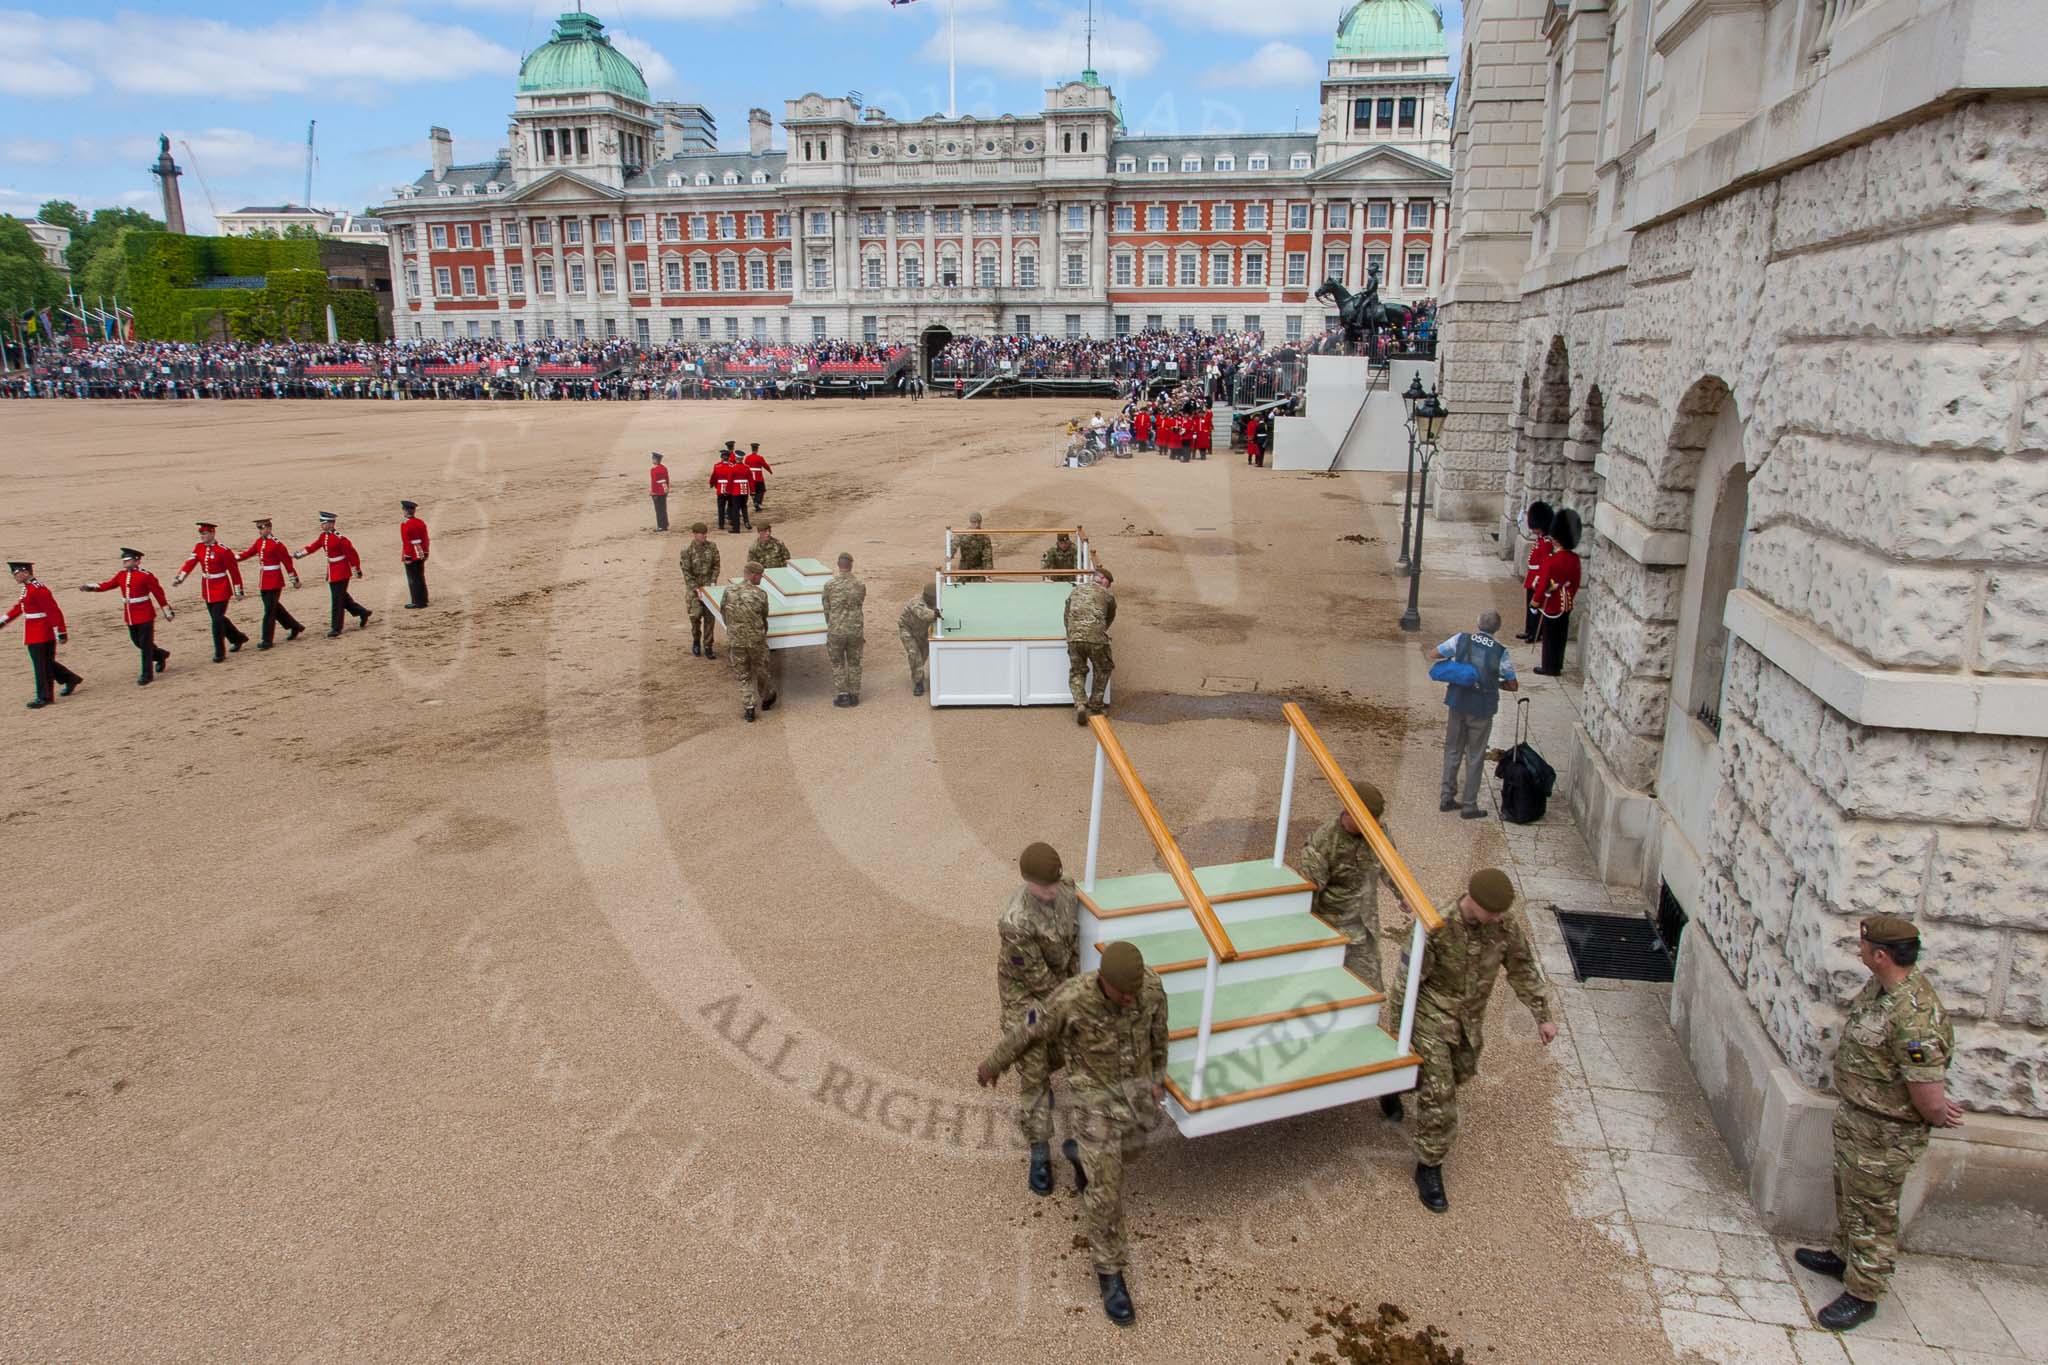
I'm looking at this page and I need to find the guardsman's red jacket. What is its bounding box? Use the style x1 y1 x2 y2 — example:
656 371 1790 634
3 579 66 644
400 516 431 564
86 569 168 626
711 458 738 495
650 463 671 496
1523 535 1557 595
1535 549 1582 617
743 451 771 487
239 534 298 590
303 531 363 583
179 542 244 603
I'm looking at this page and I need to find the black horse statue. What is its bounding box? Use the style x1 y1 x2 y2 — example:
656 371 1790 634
1314 263 1416 357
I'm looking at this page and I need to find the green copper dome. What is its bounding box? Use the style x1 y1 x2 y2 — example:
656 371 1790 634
519 12 650 102
1333 0 1447 58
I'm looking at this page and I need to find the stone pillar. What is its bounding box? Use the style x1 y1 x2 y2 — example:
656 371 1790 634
1392 197 1409 297
1348 198 1365 286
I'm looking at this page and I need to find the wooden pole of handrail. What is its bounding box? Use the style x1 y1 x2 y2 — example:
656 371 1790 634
1280 701 1444 934
1085 715 1238 962
933 568 1094 579
945 526 1086 536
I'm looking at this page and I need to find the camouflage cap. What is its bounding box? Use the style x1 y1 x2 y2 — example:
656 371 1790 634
922 584 937 607
1861 915 1920 945
690 522 708 533
1350 779 1385 820
1100 941 1144 994
1468 868 1515 914
1018 842 1062 884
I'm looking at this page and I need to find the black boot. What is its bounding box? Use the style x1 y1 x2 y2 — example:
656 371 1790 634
1795 1248 1846 1281
1028 1142 1052 1196
761 691 777 711
847 693 858 707
1380 1093 1404 1122
913 679 924 697
1414 1162 1448 1212
744 706 756 722
1816 1292 1877 1333
833 694 850 707
1061 1138 1087 1193
692 641 702 657
1097 1272 1135 1326
705 645 716 660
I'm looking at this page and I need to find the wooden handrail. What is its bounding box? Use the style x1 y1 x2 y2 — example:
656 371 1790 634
1281 701 1444 934
1086 715 1238 962
947 526 1085 536
935 568 1094 579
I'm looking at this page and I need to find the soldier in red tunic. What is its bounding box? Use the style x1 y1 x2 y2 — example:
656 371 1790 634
1132 408 1153 450
1530 510 1582 676
80 547 173 684
172 521 248 661
744 442 772 512
1517 501 1556 643
710 450 739 533
5 559 81 707
1195 408 1213 459
399 499 431 609
238 518 305 649
648 451 671 532
296 512 371 636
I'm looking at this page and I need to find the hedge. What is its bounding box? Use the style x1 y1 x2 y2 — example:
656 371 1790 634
122 232 381 342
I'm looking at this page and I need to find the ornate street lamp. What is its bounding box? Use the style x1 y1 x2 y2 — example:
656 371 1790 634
1399 390 1449 633
1396 372 1428 568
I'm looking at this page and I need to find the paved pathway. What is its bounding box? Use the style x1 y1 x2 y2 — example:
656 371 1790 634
1434 520 2046 1365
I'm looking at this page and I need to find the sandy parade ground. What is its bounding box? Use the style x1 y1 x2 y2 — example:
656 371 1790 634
0 398 1674 1362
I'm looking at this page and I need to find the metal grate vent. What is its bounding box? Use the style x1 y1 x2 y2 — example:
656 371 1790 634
1555 910 1676 984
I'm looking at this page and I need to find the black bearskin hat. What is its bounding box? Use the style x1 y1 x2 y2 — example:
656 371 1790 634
1525 500 1555 535
1553 508 1583 552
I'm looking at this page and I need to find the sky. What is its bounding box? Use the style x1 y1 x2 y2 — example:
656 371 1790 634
0 0 1462 235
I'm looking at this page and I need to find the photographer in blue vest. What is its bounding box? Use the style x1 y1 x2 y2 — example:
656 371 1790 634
1430 610 1519 819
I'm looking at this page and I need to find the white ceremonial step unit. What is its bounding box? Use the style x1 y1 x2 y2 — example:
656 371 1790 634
927 526 1101 707
1078 705 1443 1138
1270 355 1437 472
697 557 833 650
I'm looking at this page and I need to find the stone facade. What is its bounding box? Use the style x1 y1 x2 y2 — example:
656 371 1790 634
1456 0 2048 1258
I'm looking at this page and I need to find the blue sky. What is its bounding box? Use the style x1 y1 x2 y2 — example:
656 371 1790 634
0 0 1462 233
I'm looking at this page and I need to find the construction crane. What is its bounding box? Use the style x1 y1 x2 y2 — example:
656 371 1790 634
304 120 316 209
178 139 221 223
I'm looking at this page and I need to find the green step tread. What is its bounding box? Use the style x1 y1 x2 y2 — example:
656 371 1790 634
935 582 1071 639
1084 858 1307 912
1103 912 1340 969
1167 1024 1410 1104
1164 965 1378 1035
788 558 832 577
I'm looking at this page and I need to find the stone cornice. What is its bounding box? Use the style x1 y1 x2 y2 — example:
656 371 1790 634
1723 590 2048 738
1594 501 1689 565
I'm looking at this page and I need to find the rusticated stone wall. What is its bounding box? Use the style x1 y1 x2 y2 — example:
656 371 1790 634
1512 97 2048 1117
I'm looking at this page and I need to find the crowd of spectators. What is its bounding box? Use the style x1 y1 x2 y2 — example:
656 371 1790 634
0 338 909 401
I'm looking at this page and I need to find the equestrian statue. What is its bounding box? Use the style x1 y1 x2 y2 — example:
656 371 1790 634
1314 262 1417 356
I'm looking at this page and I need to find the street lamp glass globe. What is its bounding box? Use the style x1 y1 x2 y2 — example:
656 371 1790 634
1415 393 1448 444
1403 372 1427 417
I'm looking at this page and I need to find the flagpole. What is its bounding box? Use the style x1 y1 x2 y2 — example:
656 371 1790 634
947 0 956 119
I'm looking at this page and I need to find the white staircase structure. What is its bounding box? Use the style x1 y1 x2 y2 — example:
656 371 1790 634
1270 355 1438 472
1079 703 1445 1137
927 527 1101 707
696 557 834 650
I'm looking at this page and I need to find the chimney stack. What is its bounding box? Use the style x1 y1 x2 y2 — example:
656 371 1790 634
429 126 453 182
748 109 773 156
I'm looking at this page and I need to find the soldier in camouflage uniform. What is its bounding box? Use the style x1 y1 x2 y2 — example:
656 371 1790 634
1041 532 1079 578
899 584 939 697
1063 566 1116 725
1388 868 1556 1213
1297 777 1406 1120
1796 915 1961 1334
745 523 791 570
996 842 1081 1193
980 940 1165 1327
722 561 777 722
677 522 721 660
821 552 866 707
954 511 994 583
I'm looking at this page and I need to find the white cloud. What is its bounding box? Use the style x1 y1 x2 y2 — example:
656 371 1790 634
609 33 677 91
0 7 517 100
1137 0 1342 38
922 13 1161 82
1202 41 1318 89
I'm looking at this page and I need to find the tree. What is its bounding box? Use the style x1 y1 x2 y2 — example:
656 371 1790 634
0 217 62 324
37 200 85 232
77 225 139 305
64 206 164 275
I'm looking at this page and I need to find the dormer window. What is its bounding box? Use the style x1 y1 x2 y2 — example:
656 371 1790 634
1289 152 1311 170
752 171 768 184
1116 157 1135 173
1214 155 1235 172
461 183 476 196
722 171 738 185
1147 157 1167 173
1181 156 1201 172
668 174 682 187
437 185 453 197
1248 154 1269 171
485 182 500 195
695 173 711 185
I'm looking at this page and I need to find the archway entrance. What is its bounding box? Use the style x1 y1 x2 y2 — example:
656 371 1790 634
920 323 952 380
